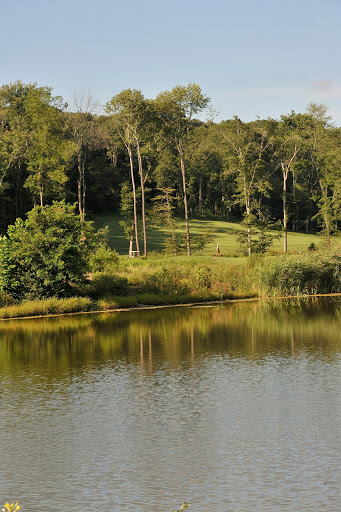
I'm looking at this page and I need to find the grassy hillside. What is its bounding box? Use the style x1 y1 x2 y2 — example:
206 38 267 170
91 215 323 256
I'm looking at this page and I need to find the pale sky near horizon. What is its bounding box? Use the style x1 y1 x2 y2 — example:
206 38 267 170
2 0 341 125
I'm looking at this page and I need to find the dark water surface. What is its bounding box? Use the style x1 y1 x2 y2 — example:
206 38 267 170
0 298 341 511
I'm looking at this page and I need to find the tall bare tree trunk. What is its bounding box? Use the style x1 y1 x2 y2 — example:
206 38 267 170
82 162 86 221
178 145 191 256
245 200 252 257
199 165 204 214
247 226 251 256
39 186 44 207
320 181 331 247
0 166 9 191
282 167 288 253
129 222 134 257
136 142 147 257
77 172 82 217
128 145 140 255
77 153 85 221
281 145 299 252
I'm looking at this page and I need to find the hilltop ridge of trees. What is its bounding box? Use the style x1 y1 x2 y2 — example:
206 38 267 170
1 80 341 255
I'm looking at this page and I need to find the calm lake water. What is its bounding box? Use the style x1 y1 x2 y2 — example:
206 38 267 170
0 298 341 511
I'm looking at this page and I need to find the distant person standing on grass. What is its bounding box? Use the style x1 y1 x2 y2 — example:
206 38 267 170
216 244 220 257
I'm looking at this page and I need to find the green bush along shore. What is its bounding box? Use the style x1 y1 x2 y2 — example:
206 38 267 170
253 249 341 296
1 243 341 319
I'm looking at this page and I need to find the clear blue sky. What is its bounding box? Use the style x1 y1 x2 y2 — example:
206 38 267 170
2 0 341 124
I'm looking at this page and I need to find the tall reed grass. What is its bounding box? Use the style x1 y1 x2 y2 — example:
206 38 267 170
0 297 93 319
252 251 341 296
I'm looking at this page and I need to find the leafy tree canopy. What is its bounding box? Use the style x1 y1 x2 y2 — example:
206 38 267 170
0 201 100 299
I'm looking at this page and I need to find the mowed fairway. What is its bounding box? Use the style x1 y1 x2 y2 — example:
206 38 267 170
91 215 324 256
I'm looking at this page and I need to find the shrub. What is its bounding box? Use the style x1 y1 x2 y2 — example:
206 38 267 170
89 246 120 273
0 291 17 308
235 226 280 255
128 267 187 294
78 272 128 299
0 202 99 300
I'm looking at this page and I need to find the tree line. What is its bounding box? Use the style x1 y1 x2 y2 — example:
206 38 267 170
1 80 341 256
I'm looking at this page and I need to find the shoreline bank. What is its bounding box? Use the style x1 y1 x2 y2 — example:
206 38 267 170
1 292 341 322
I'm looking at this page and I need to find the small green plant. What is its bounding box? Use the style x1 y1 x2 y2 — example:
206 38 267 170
2 503 20 512
196 266 212 288
77 272 128 299
235 226 280 255
89 245 120 272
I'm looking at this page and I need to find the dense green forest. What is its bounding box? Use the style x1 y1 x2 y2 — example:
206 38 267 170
1 81 341 257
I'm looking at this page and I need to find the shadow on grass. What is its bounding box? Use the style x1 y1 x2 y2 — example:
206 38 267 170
90 214 323 256
91 215 167 254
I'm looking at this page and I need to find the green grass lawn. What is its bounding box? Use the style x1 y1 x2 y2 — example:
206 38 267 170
91 215 325 256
